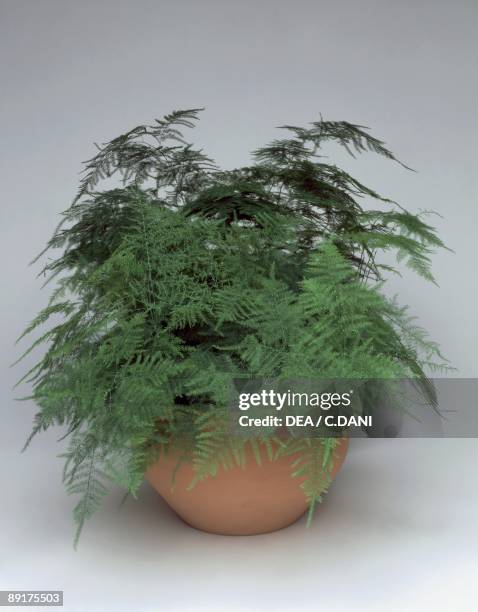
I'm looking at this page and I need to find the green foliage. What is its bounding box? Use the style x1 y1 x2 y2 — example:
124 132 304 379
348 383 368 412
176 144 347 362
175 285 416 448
17 109 448 543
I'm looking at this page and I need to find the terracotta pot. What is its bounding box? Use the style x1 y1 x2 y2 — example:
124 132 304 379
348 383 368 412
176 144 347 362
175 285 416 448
145 438 348 535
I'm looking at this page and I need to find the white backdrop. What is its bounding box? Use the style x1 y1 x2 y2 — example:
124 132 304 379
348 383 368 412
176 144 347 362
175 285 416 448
1 1 477 610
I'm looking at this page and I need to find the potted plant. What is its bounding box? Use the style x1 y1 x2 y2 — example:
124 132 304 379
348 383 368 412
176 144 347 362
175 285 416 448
17 109 447 544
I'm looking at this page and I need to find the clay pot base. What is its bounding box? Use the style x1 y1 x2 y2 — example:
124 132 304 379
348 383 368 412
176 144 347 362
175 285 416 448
145 439 348 536
175 500 308 537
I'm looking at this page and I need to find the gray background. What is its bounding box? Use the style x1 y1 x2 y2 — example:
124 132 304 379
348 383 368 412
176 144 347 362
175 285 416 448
1 1 477 610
